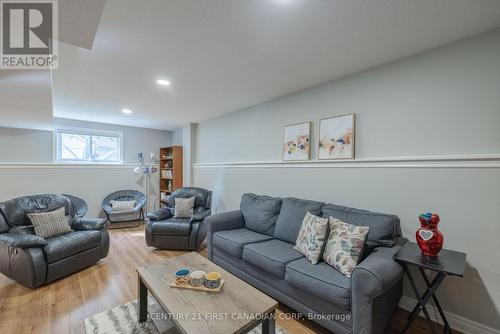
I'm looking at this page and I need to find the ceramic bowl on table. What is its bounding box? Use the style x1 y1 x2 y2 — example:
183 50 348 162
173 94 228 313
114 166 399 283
189 271 206 287
204 272 221 289
175 269 190 285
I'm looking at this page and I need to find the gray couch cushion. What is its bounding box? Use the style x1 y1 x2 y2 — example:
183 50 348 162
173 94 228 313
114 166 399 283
242 239 303 278
240 193 282 236
213 228 272 258
44 230 101 263
321 203 400 248
149 218 191 236
274 197 324 244
285 258 351 309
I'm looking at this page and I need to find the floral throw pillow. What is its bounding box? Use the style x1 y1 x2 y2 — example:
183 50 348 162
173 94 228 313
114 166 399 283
293 211 329 264
323 218 369 277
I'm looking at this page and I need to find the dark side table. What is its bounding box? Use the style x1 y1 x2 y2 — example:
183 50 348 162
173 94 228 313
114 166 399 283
393 242 466 334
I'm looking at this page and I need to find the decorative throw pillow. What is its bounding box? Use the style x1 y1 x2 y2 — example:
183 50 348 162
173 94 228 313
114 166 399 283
293 211 329 264
27 207 73 238
174 197 195 218
110 200 136 211
323 217 369 277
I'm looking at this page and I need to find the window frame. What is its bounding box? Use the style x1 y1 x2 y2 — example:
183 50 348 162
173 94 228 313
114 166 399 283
53 127 124 164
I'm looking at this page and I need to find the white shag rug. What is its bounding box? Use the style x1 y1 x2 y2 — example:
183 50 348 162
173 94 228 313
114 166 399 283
84 299 287 334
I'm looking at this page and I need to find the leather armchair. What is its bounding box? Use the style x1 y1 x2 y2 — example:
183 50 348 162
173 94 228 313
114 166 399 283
145 187 212 250
0 194 110 288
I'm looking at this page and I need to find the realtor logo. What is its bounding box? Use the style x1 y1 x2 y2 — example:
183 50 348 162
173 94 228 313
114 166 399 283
1 0 58 69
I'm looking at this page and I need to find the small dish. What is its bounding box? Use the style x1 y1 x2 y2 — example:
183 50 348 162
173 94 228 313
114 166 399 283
190 270 206 287
175 269 190 278
174 268 190 285
204 271 222 289
175 276 190 285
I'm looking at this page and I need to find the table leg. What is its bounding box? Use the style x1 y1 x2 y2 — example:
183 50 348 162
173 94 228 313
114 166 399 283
401 264 447 334
419 268 452 333
262 311 275 334
138 275 148 323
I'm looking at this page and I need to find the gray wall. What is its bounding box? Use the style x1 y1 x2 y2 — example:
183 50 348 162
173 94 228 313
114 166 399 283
171 124 196 186
0 127 52 163
196 29 500 163
193 29 500 331
0 119 172 216
0 118 172 164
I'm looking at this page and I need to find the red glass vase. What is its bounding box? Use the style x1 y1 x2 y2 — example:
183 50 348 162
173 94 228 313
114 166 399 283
416 213 443 257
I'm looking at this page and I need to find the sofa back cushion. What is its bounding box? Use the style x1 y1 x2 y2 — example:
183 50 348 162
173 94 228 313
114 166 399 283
321 203 401 249
240 193 282 236
274 197 324 244
0 194 73 229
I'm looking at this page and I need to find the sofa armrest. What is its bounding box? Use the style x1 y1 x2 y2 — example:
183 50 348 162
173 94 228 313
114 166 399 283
206 210 245 234
147 208 173 221
191 209 211 223
206 210 245 260
134 197 147 211
0 233 47 248
103 204 112 215
72 218 107 231
351 245 403 334
352 245 403 295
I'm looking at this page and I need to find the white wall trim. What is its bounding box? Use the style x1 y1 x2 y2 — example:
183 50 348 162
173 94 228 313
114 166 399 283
0 163 159 169
399 296 500 334
193 153 500 169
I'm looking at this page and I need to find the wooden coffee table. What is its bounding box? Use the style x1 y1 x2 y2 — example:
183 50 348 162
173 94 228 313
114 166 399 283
137 252 278 334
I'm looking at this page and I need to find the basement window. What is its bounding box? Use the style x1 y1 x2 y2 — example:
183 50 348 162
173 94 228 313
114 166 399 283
54 128 123 164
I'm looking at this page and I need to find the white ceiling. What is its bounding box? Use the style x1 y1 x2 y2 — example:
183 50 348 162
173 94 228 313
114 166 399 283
58 0 106 49
0 70 53 130
0 0 105 130
21 1 500 130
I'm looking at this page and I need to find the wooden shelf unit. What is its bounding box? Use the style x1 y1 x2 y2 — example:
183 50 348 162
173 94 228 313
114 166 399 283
159 146 183 207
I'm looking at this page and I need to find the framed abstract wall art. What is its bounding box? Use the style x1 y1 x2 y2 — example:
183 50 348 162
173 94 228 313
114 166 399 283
318 113 355 160
282 122 311 161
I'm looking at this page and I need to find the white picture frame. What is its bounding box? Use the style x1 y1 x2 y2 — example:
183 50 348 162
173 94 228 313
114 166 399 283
282 122 311 161
318 114 355 160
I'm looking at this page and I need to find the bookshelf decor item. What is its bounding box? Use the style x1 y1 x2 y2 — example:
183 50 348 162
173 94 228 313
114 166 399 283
159 146 183 208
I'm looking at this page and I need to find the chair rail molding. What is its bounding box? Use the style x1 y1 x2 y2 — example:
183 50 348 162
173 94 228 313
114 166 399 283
0 163 160 169
193 153 500 169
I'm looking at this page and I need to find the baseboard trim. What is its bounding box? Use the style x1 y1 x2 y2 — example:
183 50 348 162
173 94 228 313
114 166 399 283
193 153 500 169
399 296 500 334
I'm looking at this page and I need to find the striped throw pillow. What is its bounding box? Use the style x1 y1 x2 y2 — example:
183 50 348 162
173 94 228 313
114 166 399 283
27 207 73 238
174 197 195 218
110 200 136 211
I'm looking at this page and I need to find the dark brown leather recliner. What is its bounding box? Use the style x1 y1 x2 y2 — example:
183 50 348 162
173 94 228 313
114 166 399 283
0 194 109 288
145 187 212 250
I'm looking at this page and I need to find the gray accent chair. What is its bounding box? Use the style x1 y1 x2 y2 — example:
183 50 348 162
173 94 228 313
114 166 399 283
101 190 146 223
62 194 88 218
207 193 403 334
0 194 109 289
145 187 212 250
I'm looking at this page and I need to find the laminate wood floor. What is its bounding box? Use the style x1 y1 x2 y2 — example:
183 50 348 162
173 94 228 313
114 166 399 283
0 225 457 334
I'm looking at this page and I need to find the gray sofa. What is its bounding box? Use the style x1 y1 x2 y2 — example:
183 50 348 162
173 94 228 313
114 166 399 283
207 193 403 334
0 194 109 288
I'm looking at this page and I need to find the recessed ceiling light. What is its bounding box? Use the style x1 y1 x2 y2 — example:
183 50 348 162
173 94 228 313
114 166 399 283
122 108 133 114
157 79 171 86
